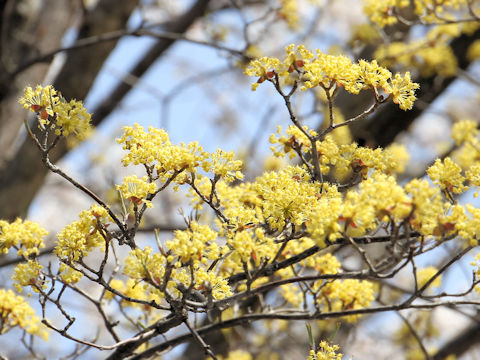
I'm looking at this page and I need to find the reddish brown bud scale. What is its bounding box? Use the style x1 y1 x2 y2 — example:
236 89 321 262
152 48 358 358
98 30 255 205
129 196 143 205
40 109 48 120
296 60 304 67
266 71 275 79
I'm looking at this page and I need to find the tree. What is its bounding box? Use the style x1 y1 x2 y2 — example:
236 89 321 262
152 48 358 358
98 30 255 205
1 0 480 359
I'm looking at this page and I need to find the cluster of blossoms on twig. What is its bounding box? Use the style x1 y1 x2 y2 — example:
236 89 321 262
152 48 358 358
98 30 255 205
245 44 419 110
364 0 479 27
19 85 92 140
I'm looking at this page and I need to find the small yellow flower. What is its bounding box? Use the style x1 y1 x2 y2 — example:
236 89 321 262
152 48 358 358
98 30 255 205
386 72 419 111
116 175 157 208
427 157 468 194
0 288 49 340
451 120 478 146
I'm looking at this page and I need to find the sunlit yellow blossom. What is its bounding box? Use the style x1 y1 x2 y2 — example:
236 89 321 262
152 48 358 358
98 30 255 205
0 218 47 257
384 143 410 173
375 37 457 78
456 204 480 246
308 340 343 360
320 279 375 322
55 204 110 262
364 0 470 26
307 186 343 246
246 44 419 110
404 179 444 236
124 246 165 283
19 85 92 140
451 120 478 146
335 143 404 180
117 123 240 186
58 263 83 284
303 51 361 94
270 125 318 159
385 72 419 111
54 98 92 139
202 149 243 182
116 175 157 208
0 289 49 340
12 260 45 292
312 253 341 274
18 85 57 117
427 157 468 194
416 44 458 77
192 267 232 300
453 139 480 169
117 124 205 182
341 173 411 235
166 222 220 264
278 0 299 29
357 59 392 91
252 166 324 230
363 0 408 27
227 228 278 268
244 57 284 90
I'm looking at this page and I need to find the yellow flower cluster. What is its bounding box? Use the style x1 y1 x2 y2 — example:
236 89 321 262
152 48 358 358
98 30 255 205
404 179 444 236
427 157 468 195
363 0 409 28
0 288 49 340
226 228 278 271
116 123 243 185
19 85 92 140
121 224 232 303
451 119 480 169
374 41 457 78
277 248 375 320
321 279 376 322
451 119 478 146
364 0 471 27
0 218 48 257
58 263 83 284
308 340 343 360
166 222 220 264
116 175 157 208
245 44 419 110
124 246 165 285
252 166 324 230
278 0 299 29
270 126 409 178
206 149 244 183
55 204 110 262
342 173 412 236
307 189 343 246
216 350 252 360
12 260 45 292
